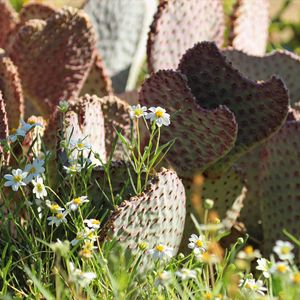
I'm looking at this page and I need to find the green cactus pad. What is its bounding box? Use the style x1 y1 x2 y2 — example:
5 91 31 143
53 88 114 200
223 49 300 106
181 167 247 250
229 0 269 56
147 0 225 72
178 42 289 171
0 0 18 49
19 4 56 23
65 95 130 164
259 121 300 254
139 70 237 177
0 49 24 129
84 0 154 92
80 54 112 98
7 8 96 116
100 168 186 257
0 91 9 164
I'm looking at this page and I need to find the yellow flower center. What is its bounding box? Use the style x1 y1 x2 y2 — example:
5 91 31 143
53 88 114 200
155 245 165 252
28 120 36 125
36 183 43 193
293 273 300 284
87 231 95 239
29 166 36 174
73 198 81 205
155 110 164 118
281 246 290 254
11 128 17 134
277 264 287 273
134 108 143 116
77 142 84 149
92 219 100 225
196 240 203 247
245 282 252 289
50 204 60 212
244 246 254 255
80 248 92 258
204 292 212 299
56 213 63 220
14 175 22 183
84 241 94 250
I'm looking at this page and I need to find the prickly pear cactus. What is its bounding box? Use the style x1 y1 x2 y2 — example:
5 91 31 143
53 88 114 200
0 0 18 49
0 49 24 129
64 94 130 164
19 3 56 22
84 0 156 92
7 8 96 116
178 42 289 173
229 0 269 56
0 91 9 165
100 168 186 258
24 0 87 8
139 69 238 178
147 0 224 72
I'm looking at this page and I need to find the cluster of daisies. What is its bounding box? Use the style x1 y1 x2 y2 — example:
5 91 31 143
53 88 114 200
129 104 170 127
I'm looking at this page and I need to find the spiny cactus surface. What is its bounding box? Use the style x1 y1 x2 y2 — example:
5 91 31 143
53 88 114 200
139 69 237 177
100 168 186 257
7 8 96 116
0 91 9 164
147 0 224 72
178 42 289 171
19 3 56 22
0 49 24 129
229 0 269 56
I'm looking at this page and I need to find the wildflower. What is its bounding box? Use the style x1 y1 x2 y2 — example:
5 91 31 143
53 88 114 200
79 242 95 259
4 169 28 191
148 244 173 260
63 163 82 174
70 138 91 151
239 278 267 296
57 100 69 113
67 196 89 211
69 262 96 287
175 268 197 281
84 219 101 230
32 177 47 199
8 127 26 142
196 242 223 264
154 271 172 286
290 271 300 285
146 107 170 127
204 198 214 210
188 234 207 254
270 261 290 275
71 230 85 246
273 240 294 261
19 118 42 132
237 245 261 260
71 227 97 246
50 239 70 257
256 258 271 278
24 159 45 183
46 200 64 213
47 210 68 227
129 104 147 119
138 242 149 251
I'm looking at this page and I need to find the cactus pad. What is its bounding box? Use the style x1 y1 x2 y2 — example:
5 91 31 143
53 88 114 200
178 42 289 169
0 0 18 49
229 0 269 56
0 91 9 164
100 168 186 257
84 0 153 92
147 0 225 72
65 95 130 164
19 4 56 23
80 54 112 98
223 49 300 106
7 8 96 116
139 70 237 177
25 0 86 8
0 49 24 129
259 121 300 254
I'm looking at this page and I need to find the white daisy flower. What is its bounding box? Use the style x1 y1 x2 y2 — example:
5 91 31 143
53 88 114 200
273 240 294 261
45 200 64 213
69 262 96 287
84 219 101 230
154 271 172 286
63 163 82 175
175 268 197 281
67 196 89 211
148 244 173 260
71 227 97 246
24 159 45 183
239 278 267 296
4 169 28 191
71 230 85 246
70 138 91 151
32 177 47 199
19 118 43 132
256 258 271 278
290 271 300 285
188 234 207 254
47 210 68 227
146 107 170 127
270 261 290 275
237 245 261 260
129 104 147 119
